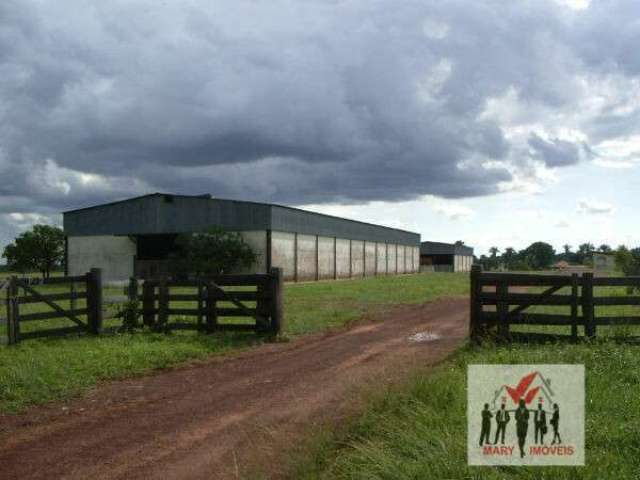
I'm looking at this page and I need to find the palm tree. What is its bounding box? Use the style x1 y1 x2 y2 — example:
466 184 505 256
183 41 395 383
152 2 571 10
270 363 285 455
488 247 500 270
502 247 517 269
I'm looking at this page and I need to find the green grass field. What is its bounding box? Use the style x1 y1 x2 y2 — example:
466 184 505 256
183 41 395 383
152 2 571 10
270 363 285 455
0 272 469 413
288 339 640 480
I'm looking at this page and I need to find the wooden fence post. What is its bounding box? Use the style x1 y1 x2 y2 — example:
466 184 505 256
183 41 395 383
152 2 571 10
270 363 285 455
205 282 218 333
3 278 8 345
256 277 270 332
571 274 579 341
269 267 284 335
142 281 155 327
197 282 205 330
157 279 169 330
497 281 509 341
583 272 595 339
86 268 103 334
127 277 139 326
127 277 138 301
470 265 482 343
6 277 20 345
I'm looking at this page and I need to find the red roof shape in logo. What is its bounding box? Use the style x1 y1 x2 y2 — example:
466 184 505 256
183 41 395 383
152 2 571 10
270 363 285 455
492 371 554 407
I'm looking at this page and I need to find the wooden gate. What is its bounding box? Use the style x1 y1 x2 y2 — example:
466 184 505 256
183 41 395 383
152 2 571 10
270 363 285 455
4 269 103 344
140 268 284 334
470 265 640 342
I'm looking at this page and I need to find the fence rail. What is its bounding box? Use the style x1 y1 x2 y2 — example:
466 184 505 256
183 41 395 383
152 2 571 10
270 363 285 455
470 265 640 342
3 268 284 344
139 269 283 333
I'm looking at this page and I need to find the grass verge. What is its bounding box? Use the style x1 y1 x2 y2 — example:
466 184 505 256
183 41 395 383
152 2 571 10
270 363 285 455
0 273 469 413
287 339 640 479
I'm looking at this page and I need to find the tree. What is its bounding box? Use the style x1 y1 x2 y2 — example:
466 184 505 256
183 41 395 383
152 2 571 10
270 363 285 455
501 247 517 270
615 245 640 276
561 244 574 263
521 241 555 269
598 244 612 253
170 227 258 277
575 243 595 265
2 225 65 279
488 246 500 270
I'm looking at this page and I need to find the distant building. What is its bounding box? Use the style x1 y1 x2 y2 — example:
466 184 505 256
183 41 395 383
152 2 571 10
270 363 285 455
420 241 474 272
553 260 570 270
63 193 421 282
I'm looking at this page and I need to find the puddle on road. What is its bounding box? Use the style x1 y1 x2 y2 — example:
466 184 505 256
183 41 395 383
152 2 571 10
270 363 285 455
408 331 442 343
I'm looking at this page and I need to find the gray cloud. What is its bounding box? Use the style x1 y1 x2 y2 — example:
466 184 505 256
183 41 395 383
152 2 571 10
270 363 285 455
528 133 581 167
0 0 639 229
577 199 615 215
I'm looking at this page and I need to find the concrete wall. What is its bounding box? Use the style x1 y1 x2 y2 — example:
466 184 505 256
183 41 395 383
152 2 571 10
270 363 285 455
376 242 387 274
68 228 420 283
452 254 473 272
350 240 364 277
364 241 376 276
67 235 136 282
335 238 351 278
296 234 317 281
271 231 296 281
388 244 397 273
317 236 335 280
397 245 406 273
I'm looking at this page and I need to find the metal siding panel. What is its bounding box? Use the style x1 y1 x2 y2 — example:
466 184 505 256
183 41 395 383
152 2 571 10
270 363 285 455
63 194 420 248
270 206 419 245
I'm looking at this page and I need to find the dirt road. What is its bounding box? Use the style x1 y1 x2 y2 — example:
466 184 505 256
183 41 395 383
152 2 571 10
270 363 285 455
0 297 469 479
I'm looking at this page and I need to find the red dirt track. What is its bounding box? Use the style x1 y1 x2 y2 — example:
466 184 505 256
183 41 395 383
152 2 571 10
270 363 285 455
0 297 469 479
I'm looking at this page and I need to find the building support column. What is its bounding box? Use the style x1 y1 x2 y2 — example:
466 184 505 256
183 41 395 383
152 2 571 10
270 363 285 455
333 237 337 280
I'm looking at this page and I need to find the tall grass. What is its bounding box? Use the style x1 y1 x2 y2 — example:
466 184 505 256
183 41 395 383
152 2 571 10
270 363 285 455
289 340 640 479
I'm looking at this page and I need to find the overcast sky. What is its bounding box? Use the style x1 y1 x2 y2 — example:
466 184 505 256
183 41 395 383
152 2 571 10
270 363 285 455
1 0 639 256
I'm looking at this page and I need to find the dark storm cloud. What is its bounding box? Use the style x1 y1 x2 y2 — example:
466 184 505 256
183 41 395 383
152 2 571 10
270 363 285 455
0 0 639 236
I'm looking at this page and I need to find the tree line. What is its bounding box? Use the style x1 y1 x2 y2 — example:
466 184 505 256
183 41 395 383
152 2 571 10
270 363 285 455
477 241 640 275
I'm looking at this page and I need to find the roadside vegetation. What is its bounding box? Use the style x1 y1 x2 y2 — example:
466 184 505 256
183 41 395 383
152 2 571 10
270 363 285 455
478 241 640 273
0 272 469 413
287 339 640 480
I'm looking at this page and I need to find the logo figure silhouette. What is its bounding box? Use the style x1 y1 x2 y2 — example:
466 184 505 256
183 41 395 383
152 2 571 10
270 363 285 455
515 399 530 458
493 403 510 445
550 403 562 445
534 402 548 444
479 403 493 446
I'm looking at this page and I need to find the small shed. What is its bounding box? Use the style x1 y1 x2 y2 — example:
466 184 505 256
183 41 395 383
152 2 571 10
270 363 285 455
420 241 474 272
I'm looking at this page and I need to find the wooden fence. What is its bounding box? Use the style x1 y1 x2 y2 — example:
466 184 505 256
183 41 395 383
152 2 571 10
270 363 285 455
2 267 283 344
138 268 283 334
3 269 103 345
470 265 640 342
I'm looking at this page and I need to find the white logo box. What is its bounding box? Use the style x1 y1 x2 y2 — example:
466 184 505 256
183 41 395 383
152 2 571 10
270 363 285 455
467 364 584 466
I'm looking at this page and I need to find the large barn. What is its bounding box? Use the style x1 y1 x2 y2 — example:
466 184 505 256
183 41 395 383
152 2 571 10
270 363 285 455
63 193 421 282
420 241 474 272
